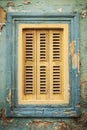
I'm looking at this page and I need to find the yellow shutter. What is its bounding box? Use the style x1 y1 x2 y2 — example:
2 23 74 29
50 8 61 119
50 30 63 100
23 30 36 100
18 24 69 104
23 29 64 101
37 30 49 100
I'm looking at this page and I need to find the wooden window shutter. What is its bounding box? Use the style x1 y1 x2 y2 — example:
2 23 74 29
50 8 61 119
23 30 37 100
18 24 69 104
49 30 63 100
37 30 49 100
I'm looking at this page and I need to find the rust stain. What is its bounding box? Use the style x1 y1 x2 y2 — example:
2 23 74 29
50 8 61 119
33 120 52 128
70 41 80 72
0 7 6 32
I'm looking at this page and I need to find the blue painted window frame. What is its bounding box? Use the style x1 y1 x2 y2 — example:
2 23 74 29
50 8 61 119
6 12 80 117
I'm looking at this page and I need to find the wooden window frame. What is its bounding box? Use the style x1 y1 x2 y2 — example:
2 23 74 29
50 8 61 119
6 13 80 117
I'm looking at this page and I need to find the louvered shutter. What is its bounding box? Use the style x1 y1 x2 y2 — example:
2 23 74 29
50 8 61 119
37 30 49 100
23 30 36 100
50 30 63 100
21 26 67 103
18 24 69 104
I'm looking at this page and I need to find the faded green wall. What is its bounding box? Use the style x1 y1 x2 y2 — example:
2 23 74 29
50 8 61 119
0 0 87 129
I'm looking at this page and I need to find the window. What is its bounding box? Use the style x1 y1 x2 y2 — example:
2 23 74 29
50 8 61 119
6 13 80 117
18 24 69 104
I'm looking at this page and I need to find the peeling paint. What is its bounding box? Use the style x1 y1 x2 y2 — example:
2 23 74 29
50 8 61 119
58 122 70 130
57 8 63 12
70 41 80 72
0 23 6 33
6 90 11 106
80 81 87 104
8 6 17 12
81 81 87 87
54 112 58 114
72 53 78 69
23 0 31 5
64 111 76 115
0 7 6 32
0 109 13 125
7 2 15 7
74 112 87 128
77 49 80 73
79 112 87 123
21 10 31 12
81 9 87 18
76 103 81 108
80 4 87 18
33 120 52 128
70 41 75 56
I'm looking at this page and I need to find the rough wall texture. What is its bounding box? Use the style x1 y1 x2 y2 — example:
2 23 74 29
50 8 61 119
0 0 87 129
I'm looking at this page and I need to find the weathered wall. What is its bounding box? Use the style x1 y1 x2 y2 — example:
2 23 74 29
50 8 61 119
0 0 87 129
